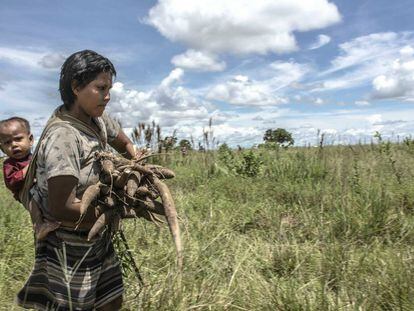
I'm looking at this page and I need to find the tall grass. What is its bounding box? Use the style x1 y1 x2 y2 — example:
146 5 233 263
0 143 413 310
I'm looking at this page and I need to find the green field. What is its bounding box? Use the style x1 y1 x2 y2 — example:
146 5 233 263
1 143 414 310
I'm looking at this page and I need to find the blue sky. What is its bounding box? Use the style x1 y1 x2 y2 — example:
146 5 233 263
1 0 414 147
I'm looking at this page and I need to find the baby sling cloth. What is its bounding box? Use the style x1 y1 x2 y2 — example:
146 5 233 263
18 106 107 210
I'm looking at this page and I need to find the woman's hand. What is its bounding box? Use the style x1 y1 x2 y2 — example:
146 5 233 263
132 146 150 160
109 129 149 160
48 175 97 228
109 130 136 159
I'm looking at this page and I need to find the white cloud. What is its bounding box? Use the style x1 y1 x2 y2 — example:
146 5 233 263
160 67 184 87
0 47 43 68
366 114 382 124
107 69 211 128
400 45 414 58
171 49 226 71
309 34 331 50
206 61 310 106
279 109 414 146
312 32 414 92
268 61 311 89
207 75 286 106
146 0 341 55
371 45 414 101
314 98 324 105
0 47 64 70
327 32 401 73
168 122 263 147
38 53 66 69
355 100 370 106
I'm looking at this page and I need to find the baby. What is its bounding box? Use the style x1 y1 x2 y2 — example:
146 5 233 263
0 117 59 240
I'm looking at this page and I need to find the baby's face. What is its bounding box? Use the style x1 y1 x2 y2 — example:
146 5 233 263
0 122 33 160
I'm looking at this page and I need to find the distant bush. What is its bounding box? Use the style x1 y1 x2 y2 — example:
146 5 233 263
217 144 263 177
258 142 280 150
217 143 237 174
236 150 263 177
178 139 193 150
403 136 414 154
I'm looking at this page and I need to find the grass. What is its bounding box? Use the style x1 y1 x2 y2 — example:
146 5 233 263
0 142 413 310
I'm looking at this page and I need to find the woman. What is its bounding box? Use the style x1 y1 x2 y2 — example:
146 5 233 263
17 50 138 310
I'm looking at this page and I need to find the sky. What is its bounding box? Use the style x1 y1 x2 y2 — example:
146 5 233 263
1 0 414 147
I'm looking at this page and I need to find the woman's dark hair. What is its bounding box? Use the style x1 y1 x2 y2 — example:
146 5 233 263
59 50 116 108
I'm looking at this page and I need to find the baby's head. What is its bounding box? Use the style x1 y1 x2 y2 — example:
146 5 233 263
0 117 33 160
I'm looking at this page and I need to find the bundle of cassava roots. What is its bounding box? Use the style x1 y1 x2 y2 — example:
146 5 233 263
78 151 182 268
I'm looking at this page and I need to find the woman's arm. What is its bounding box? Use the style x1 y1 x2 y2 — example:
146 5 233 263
109 130 143 160
48 175 97 228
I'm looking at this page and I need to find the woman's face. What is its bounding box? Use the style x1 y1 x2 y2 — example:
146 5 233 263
73 72 113 118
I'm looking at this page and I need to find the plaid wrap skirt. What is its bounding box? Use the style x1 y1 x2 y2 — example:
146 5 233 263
16 227 124 310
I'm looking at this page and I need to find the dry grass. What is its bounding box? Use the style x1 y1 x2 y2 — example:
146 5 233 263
0 143 413 310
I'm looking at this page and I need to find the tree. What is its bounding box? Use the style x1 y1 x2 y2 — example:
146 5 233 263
178 139 192 156
263 128 294 148
178 139 193 150
160 136 177 152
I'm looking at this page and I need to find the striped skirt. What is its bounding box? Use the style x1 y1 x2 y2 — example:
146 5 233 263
16 228 124 310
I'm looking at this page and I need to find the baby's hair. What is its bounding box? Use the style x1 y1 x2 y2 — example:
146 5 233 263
0 117 31 134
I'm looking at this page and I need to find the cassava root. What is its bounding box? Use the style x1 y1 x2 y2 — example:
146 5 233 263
79 151 182 269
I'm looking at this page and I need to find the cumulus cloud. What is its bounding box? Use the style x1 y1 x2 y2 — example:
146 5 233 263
207 61 310 106
282 108 414 146
171 49 226 71
207 75 287 106
146 0 341 55
309 34 331 50
110 98 414 147
372 45 414 101
107 68 211 128
160 67 184 87
172 122 263 147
